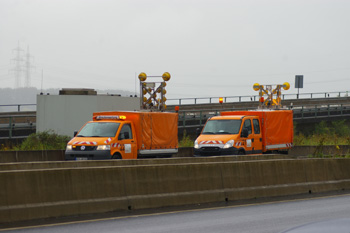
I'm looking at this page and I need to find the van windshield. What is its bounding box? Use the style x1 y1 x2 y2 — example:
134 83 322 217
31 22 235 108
77 122 120 137
202 120 241 135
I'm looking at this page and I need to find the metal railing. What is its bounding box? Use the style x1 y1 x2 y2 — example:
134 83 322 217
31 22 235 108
292 104 350 120
0 103 349 140
0 115 36 139
0 104 37 112
1 91 349 111
177 103 350 129
168 91 350 105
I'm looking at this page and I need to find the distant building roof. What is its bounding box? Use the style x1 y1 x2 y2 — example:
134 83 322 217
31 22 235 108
59 88 97 95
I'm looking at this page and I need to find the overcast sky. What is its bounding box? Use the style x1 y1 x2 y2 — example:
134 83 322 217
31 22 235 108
1 0 350 100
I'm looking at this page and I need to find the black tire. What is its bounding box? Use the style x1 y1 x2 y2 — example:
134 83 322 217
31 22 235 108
238 150 245 155
112 154 122 159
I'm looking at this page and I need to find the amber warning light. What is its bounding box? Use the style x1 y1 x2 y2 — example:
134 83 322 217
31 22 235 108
94 115 126 120
219 97 224 104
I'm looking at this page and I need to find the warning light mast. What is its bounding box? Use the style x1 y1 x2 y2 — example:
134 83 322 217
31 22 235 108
138 72 171 111
253 82 290 109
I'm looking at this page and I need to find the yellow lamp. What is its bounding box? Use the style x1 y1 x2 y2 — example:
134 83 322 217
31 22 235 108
138 72 147 81
283 82 290 90
162 72 171 81
253 83 260 91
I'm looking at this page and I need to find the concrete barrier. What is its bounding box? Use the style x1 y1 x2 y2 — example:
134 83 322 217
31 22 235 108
0 148 194 163
0 154 293 171
1 158 350 223
0 150 65 163
1 146 349 164
289 145 350 157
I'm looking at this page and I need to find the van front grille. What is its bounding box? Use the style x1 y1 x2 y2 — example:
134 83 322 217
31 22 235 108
72 146 97 151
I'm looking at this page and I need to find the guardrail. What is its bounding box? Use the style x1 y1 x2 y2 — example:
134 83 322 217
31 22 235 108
0 115 36 139
1 91 350 111
0 101 350 140
178 104 350 129
0 104 36 112
168 91 350 105
0 104 349 140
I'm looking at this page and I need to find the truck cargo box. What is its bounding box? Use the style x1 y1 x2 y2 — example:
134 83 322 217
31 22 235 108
92 111 178 152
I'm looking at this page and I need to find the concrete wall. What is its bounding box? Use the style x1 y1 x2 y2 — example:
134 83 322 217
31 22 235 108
0 154 293 171
0 150 65 163
1 146 349 163
289 145 350 157
1 158 350 223
0 148 195 163
36 95 140 136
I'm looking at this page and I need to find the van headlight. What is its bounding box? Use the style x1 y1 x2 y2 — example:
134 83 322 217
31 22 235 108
194 140 199 149
223 140 235 149
66 145 72 151
97 145 111 150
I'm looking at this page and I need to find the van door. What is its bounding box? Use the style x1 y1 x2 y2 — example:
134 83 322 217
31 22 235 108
242 118 254 154
252 118 263 154
118 123 137 159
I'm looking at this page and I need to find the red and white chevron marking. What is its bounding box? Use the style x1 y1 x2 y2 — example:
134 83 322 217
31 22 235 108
200 140 224 144
266 143 293 150
111 143 120 148
104 138 112 144
235 141 243 147
72 141 97 145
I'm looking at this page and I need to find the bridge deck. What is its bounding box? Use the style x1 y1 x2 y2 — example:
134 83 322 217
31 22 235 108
1 97 350 140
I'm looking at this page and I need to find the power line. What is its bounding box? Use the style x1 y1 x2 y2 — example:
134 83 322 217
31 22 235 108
9 42 35 88
11 42 24 88
25 46 35 87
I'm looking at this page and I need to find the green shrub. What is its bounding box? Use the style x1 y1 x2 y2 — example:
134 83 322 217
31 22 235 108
296 120 350 146
179 130 194 147
331 120 349 137
294 133 306 146
315 121 330 135
14 131 71 150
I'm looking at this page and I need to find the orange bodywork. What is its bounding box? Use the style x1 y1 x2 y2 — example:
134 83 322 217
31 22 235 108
67 111 178 160
221 110 293 152
194 110 293 156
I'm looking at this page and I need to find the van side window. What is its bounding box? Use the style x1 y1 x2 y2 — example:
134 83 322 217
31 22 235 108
253 119 260 134
118 124 133 140
243 119 252 135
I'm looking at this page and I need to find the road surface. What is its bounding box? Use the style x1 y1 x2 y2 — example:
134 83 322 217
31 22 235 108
1 193 350 233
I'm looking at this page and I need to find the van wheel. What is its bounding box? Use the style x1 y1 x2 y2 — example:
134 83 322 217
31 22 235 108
112 154 122 159
238 150 245 155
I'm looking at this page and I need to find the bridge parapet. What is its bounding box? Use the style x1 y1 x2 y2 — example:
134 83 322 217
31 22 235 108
168 96 350 111
1 96 350 140
167 91 350 106
175 102 350 138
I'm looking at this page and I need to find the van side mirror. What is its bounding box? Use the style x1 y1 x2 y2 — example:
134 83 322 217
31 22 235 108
118 132 130 140
74 131 78 137
241 128 249 138
124 132 130 139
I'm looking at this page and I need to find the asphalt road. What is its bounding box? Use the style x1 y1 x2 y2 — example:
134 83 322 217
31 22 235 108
2 193 350 233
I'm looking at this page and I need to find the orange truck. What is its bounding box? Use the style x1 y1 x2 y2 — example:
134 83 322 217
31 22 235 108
65 111 178 160
194 110 293 156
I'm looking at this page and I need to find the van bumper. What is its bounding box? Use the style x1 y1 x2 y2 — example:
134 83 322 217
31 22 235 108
65 150 112 160
194 147 239 156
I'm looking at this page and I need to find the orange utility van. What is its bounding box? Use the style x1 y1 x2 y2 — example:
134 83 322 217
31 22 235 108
65 111 178 160
194 110 293 156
